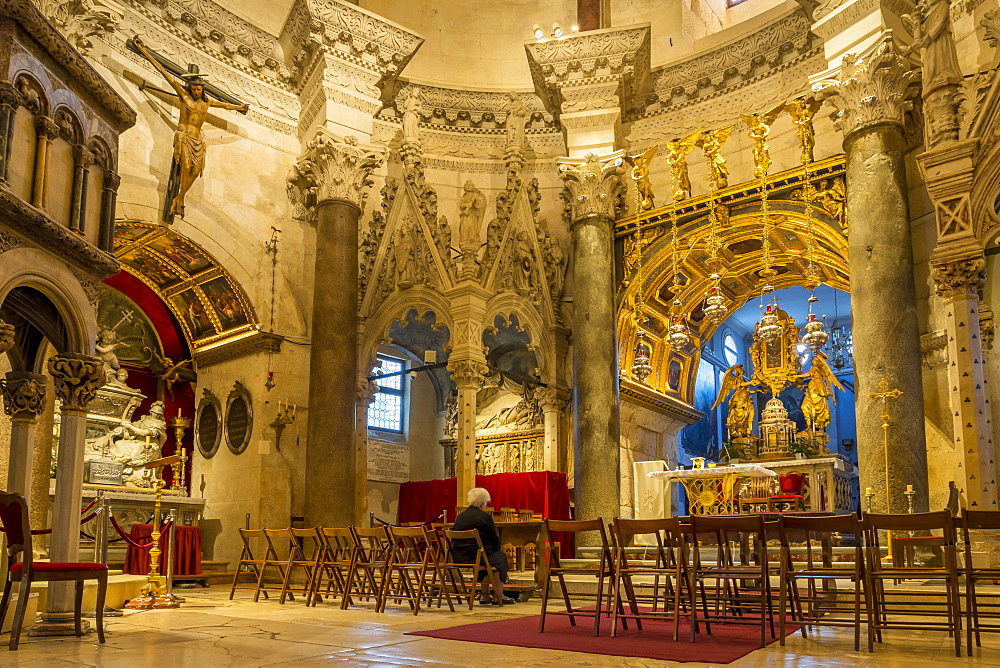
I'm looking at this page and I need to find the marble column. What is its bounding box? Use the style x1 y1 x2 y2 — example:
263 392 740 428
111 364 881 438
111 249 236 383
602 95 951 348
69 146 93 233
33 353 103 636
354 375 378 525
0 82 19 182
536 386 570 472
31 116 58 210
288 131 382 529
932 257 996 508
29 374 55 542
814 38 928 512
97 172 121 253
558 153 626 537
1 371 47 500
448 360 488 511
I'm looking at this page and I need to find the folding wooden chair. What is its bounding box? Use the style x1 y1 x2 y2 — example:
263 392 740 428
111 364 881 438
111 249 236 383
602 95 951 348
254 529 292 602
609 517 693 640
307 527 356 607
689 514 775 648
341 525 391 610
960 510 1000 655
441 528 505 609
539 518 617 637
230 528 269 600
777 513 872 651
279 527 323 604
865 511 962 657
379 525 454 615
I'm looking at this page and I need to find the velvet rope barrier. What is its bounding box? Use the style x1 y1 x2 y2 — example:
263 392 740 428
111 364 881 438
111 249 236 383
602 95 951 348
109 514 173 550
0 503 103 535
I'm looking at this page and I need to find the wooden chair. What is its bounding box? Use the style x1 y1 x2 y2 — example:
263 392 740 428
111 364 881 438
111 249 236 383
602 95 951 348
256 529 292 602
777 513 872 651
689 514 775 648
961 510 1000 655
440 528 506 609
279 527 323 604
379 525 454 615
0 491 107 650
341 526 391 610
609 517 694 640
539 518 616 637
865 511 962 657
306 527 355 607
230 528 269 600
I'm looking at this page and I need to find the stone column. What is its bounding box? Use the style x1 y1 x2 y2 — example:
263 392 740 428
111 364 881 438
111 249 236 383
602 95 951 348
33 353 103 636
814 37 928 512
0 82 20 182
354 374 378 525
69 146 93 233
1 371 47 500
448 360 488 511
558 153 626 535
536 386 570 472
288 131 382 528
31 116 58 210
97 171 120 253
29 374 55 543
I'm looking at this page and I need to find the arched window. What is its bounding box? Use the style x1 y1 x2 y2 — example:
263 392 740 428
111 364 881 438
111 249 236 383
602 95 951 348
723 333 739 366
368 354 407 433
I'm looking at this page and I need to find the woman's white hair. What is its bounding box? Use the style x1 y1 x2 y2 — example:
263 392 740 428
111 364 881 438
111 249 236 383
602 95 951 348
467 487 491 508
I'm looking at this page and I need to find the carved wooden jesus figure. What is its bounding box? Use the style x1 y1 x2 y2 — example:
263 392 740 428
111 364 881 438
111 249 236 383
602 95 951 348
131 36 248 221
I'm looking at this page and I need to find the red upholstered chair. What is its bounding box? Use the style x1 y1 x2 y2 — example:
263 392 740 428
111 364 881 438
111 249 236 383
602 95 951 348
768 473 806 512
0 491 107 650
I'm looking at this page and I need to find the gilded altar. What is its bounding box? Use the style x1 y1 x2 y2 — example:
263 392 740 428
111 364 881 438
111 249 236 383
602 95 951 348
736 456 857 513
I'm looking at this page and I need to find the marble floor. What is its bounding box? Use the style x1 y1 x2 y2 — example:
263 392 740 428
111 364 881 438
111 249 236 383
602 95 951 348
1 587 998 667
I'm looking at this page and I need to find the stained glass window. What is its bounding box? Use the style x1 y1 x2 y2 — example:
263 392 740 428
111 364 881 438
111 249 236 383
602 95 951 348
369 355 406 432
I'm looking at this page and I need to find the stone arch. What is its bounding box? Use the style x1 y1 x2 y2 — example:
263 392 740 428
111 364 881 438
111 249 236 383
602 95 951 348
482 294 555 383
51 105 83 145
11 72 48 116
361 287 454 373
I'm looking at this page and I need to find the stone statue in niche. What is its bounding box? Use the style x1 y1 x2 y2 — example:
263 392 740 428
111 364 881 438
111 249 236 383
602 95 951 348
505 93 527 148
445 388 458 437
512 231 534 294
458 181 487 248
398 87 422 144
394 220 418 288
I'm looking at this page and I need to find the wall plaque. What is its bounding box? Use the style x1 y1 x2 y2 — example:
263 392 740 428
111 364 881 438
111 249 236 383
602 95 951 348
84 460 123 486
367 440 409 484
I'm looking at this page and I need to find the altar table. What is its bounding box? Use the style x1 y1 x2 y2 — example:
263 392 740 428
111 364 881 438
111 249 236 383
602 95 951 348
647 465 776 515
124 523 202 575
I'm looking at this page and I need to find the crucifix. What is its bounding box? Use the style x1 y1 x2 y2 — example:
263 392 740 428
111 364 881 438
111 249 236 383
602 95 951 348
126 36 249 223
868 378 903 512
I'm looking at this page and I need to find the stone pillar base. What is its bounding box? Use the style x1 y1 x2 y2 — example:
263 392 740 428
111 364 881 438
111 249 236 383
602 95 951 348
28 612 90 637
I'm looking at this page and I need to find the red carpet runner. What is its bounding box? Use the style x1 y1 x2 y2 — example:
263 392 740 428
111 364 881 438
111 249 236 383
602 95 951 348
407 613 798 663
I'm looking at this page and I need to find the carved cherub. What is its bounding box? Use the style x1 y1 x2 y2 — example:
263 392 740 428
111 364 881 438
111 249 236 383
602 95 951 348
664 128 702 201
697 124 737 189
784 96 823 165
740 101 785 179
624 145 659 211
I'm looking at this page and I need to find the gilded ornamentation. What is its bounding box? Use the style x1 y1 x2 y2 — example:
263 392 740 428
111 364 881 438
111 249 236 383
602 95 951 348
711 364 758 439
624 146 658 211
1 371 46 417
813 37 917 138
287 132 384 221
741 102 785 179
931 256 987 298
792 178 847 234
697 124 737 189
664 129 701 201
557 153 627 222
0 319 13 355
784 96 822 164
750 307 803 396
795 352 844 430
48 352 105 411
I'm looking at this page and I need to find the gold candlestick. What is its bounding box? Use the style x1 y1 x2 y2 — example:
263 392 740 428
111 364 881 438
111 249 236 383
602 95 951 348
169 410 191 492
125 455 181 610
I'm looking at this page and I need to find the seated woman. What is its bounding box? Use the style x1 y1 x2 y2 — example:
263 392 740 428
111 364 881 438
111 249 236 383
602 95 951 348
452 487 516 605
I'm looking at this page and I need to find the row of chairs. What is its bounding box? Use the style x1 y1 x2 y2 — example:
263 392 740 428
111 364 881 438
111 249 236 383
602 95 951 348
229 524 506 615
537 510 1000 657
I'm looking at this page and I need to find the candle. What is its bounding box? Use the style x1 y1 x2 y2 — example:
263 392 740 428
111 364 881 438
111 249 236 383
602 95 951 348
292 403 296 416
865 487 873 496
906 484 914 493
178 408 182 418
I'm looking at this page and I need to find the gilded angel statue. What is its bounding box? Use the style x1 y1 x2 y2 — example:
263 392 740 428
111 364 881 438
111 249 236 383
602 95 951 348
796 352 844 430
740 101 785 179
784 96 823 165
624 145 659 211
711 364 758 439
664 128 702 201
697 124 737 189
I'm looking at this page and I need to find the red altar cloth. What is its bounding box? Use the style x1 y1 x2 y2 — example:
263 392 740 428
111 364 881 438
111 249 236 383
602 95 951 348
124 523 202 576
397 471 573 557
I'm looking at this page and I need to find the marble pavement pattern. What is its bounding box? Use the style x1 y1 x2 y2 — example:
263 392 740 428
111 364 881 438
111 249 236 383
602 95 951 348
0 588 997 667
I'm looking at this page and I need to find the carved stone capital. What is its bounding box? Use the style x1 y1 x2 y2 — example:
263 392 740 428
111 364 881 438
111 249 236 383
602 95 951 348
356 374 379 406
0 319 13 355
812 36 916 139
447 360 489 390
535 386 571 412
288 131 384 222
103 171 122 192
0 80 21 109
74 146 94 169
1 371 47 418
48 352 105 411
931 256 986 299
34 116 60 140
557 152 627 222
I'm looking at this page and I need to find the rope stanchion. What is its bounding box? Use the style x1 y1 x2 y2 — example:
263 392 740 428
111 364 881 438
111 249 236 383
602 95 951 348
80 498 98 515
109 514 173 550
1 504 105 535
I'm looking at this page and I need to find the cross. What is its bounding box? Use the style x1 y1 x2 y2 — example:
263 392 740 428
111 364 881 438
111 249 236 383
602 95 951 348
868 378 903 429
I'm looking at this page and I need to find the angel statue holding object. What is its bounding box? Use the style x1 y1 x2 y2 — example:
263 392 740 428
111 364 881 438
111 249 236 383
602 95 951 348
784 96 823 165
697 124 737 189
664 128 701 201
712 364 758 439
130 36 249 220
796 352 844 431
624 146 658 211
740 101 785 179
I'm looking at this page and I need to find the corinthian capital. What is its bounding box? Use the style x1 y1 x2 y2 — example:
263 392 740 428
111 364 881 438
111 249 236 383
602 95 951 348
812 36 916 138
1 371 47 418
287 131 384 222
535 386 571 412
48 353 105 411
357 374 379 406
0 319 13 355
557 152 627 222
447 360 489 390
931 256 986 300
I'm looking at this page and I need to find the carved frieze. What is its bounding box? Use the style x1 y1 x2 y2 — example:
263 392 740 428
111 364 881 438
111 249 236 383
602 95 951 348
1 371 47 417
34 0 120 54
812 37 917 138
48 352 105 411
287 131 383 221
557 153 627 222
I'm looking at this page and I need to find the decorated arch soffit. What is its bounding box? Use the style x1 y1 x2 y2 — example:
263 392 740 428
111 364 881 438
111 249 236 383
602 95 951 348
112 220 266 361
615 155 850 407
